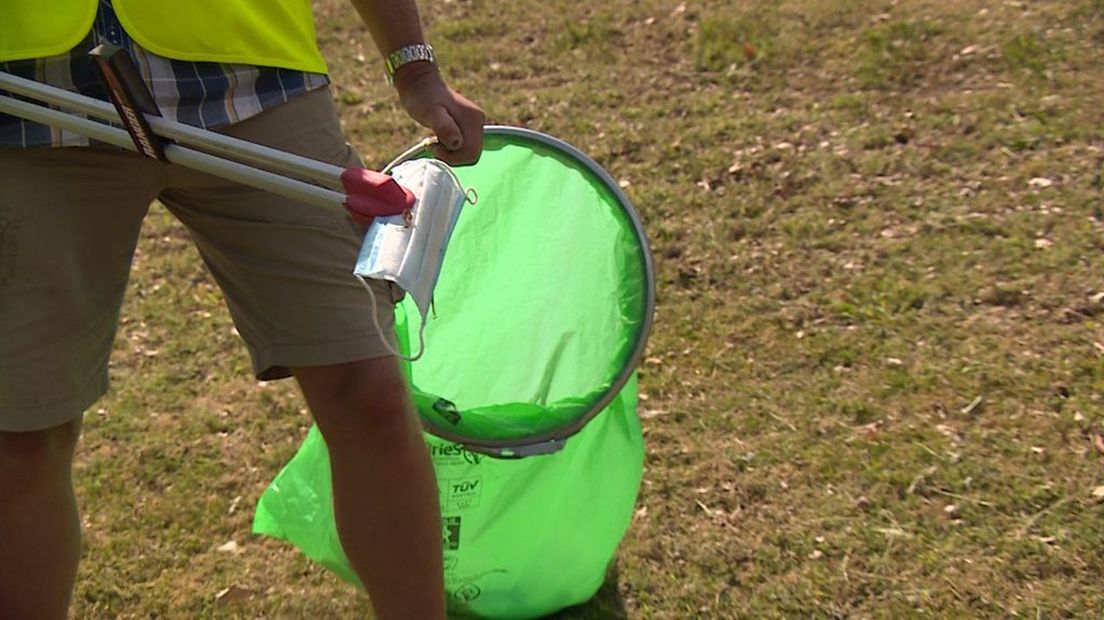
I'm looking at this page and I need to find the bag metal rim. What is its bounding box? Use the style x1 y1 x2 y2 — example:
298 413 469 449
391 125 657 458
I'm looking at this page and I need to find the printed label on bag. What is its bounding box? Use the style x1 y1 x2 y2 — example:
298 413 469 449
433 398 462 425
446 569 509 607
443 555 460 572
451 582 482 602
442 477 483 511
430 443 484 466
442 516 462 550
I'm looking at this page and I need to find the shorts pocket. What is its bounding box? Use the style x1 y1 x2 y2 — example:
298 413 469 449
0 207 19 291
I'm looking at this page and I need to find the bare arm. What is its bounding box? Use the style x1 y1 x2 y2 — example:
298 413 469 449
347 0 426 59
347 0 484 164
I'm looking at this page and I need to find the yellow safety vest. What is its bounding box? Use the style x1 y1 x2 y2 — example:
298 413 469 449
0 0 328 73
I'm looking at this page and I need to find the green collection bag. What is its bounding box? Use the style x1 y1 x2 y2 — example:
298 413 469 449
253 127 655 618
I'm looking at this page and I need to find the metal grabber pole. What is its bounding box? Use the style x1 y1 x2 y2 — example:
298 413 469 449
0 43 419 221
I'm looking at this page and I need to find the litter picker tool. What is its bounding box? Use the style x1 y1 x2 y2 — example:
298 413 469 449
2 46 658 460
0 43 416 221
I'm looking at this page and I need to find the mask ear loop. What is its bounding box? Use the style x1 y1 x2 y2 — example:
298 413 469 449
358 140 432 363
356 274 426 362
383 136 438 174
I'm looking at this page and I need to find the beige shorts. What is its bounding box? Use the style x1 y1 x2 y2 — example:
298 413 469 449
0 88 401 432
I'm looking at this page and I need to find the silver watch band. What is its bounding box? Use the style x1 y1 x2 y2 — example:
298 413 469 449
384 44 436 85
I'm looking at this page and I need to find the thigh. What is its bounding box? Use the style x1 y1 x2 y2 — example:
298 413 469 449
158 89 401 381
0 146 160 431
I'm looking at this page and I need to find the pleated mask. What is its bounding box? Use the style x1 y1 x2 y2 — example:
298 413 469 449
354 158 475 361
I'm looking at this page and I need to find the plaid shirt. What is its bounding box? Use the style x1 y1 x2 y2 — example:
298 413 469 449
0 0 329 148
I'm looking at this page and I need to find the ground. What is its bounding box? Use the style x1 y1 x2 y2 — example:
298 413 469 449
71 0 1104 617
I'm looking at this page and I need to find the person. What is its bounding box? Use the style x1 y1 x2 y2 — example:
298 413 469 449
0 0 484 618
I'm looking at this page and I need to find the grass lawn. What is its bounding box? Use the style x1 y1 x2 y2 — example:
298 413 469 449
72 0 1104 617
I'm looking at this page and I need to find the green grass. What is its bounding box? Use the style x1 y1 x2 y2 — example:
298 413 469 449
63 0 1104 617
857 19 944 88
695 11 776 73
556 14 623 55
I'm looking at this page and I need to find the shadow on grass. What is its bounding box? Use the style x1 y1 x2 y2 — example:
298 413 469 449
542 564 628 620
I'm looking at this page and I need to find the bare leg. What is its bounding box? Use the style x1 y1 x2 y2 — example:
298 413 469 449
0 419 82 620
293 358 446 620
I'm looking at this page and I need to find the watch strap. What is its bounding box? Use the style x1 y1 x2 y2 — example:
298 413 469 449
385 44 436 85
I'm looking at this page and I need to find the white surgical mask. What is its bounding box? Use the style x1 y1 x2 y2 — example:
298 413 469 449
354 158 475 361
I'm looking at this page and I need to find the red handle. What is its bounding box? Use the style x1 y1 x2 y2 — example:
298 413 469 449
341 167 416 225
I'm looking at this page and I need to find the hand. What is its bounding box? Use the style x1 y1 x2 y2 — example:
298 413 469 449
393 62 485 165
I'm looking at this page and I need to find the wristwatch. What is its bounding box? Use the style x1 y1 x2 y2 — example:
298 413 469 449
385 43 436 85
